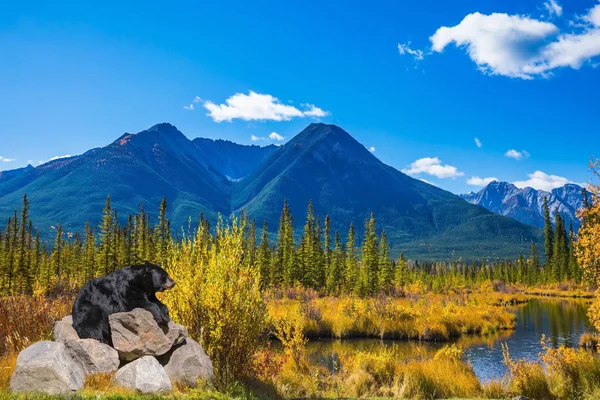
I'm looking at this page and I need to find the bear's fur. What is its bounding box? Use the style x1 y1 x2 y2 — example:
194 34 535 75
72 262 176 345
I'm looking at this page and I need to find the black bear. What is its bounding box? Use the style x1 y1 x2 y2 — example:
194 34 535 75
72 261 176 345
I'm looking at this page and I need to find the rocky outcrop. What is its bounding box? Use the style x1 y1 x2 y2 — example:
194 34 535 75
11 308 213 395
10 341 85 395
113 356 173 394
65 339 120 375
53 315 79 343
158 338 214 387
109 308 182 361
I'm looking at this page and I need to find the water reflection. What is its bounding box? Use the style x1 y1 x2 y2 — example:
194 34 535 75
303 298 593 382
464 298 593 382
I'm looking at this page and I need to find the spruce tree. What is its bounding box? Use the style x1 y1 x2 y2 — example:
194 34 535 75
378 231 393 294
543 196 554 266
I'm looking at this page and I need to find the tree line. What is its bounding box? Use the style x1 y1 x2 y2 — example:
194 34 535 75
0 193 587 296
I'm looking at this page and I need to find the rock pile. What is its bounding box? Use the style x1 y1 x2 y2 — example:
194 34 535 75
10 308 213 395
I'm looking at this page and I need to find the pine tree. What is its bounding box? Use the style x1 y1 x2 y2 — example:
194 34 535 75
543 196 554 267
344 223 359 294
378 231 393 294
360 213 379 296
326 230 344 294
156 197 170 265
98 195 114 275
15 194 31 293
257 220 271 289
394 252 408 291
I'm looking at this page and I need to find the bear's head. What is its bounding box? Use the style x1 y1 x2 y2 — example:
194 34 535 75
144 262 176 292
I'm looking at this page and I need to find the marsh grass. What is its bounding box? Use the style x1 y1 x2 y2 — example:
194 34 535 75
267 292 517 342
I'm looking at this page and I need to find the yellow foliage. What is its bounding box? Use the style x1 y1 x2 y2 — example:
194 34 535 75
161 216 267 387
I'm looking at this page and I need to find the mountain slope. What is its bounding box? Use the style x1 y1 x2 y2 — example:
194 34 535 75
233 123 542 259
460 181 585 230
0 124 231 232
1 123 543 259
192 138 277 180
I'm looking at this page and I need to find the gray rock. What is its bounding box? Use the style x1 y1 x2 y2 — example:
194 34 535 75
165 320 188 347
10 341 84 395
158 338 214 387
512 396 532 400
65 338 120 375
53 315 79 343
113 356 172 394
109 308 172 361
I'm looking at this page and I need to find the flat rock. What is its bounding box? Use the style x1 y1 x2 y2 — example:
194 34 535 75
65 338 120 375
10 341 84 395
113 356 172 394
158 338 214 387
109 308 172 361
53 315 79 343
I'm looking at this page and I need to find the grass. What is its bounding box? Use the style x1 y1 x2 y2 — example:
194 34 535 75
267 291 517 342
1 289 599 399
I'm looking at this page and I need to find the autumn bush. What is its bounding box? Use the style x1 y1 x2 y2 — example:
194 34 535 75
160 216 267 388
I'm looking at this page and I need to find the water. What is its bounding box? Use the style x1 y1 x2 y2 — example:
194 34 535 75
304 298 594 382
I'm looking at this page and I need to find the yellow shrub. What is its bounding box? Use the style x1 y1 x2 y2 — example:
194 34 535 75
161 216 267 387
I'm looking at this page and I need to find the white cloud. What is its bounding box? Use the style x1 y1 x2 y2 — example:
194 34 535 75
0 156 16 163
269 132 285 141
204 91 329 122
398 42 425 61
587 4 600 26
183 96 201 110
429 3 600 79
505 149 530 160
251 135 265 141
369 146 376 152
544 0 563 17
302 103 329 118
475 137 482 148
402 157 465 179
513 170 573 191
467 176 498 186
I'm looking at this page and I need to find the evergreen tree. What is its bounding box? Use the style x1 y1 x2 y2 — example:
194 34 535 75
360 213 379 296
543 196 554 266
378 231 393 294
344 223 359 294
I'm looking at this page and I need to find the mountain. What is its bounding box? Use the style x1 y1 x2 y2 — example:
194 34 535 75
0 164 34 184
0 124 235 232
0 123 543 259
460 181 585 230
192 138 277 181
232 123 541 258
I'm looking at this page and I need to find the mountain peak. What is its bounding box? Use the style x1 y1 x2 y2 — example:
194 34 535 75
147 122 181 134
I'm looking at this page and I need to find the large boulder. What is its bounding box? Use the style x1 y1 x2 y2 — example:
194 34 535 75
109 308 173 361
65 338 120 375
113 356 172 394
166 320 188 347
158 338 214 387
10 341 84 395
53 315 79 343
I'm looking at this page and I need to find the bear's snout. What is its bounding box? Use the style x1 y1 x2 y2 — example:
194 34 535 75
164 278 176 290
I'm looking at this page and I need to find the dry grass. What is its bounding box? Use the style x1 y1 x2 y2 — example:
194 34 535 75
267 292 517 342
0 295 74 355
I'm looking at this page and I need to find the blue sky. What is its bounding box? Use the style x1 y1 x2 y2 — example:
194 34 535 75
1 0 599 194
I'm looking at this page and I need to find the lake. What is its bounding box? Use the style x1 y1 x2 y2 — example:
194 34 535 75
304 297 594 382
